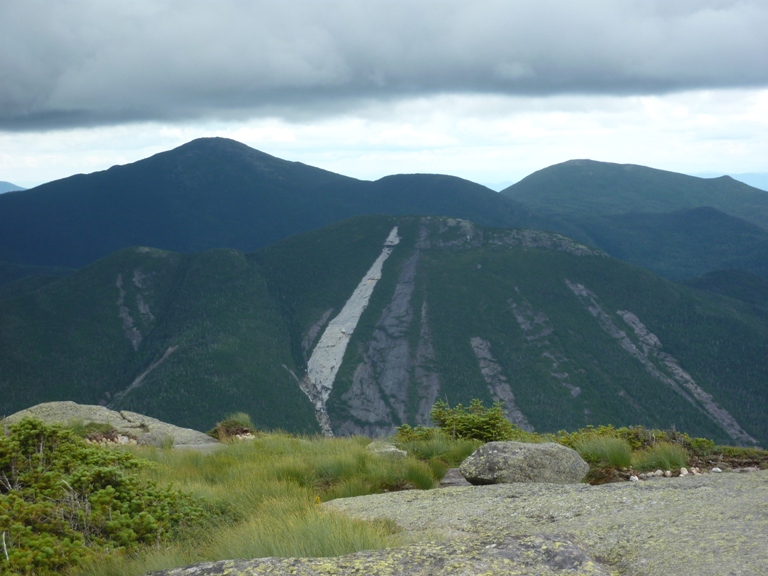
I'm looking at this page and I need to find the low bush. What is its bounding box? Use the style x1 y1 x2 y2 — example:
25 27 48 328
429 399 533 443
0 418 211 575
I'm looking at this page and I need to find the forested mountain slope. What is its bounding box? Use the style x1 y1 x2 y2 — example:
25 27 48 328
2 216 765 446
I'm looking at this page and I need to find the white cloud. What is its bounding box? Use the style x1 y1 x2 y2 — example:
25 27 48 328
2 89 766 188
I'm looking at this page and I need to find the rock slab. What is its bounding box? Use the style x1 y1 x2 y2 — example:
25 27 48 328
460 441 589 485
4 401 218 448
149 471 768 575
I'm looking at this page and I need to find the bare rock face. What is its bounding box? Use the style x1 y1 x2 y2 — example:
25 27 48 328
459 441 589 485
4 401 218 448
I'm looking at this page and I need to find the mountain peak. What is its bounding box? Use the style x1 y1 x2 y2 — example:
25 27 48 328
169 136 279 161
502 158 768 230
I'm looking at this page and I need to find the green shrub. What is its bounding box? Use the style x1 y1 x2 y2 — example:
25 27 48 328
714 445 768 460
393 424 442 443
429 399 528 443
573 436 632 468
686 436 716 456
632 442 689 471
556 424 659 451
0 418 211 575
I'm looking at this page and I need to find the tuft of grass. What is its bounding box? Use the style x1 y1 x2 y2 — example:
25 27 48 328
225 411 255 429
207 412 259 441
573 436 632 469
632 442 689 471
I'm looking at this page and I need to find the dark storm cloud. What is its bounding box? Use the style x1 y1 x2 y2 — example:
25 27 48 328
2 0 767 131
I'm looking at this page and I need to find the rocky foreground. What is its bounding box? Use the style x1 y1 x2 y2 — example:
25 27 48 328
150 469 767 575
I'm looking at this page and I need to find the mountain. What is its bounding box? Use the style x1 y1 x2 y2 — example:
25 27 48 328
730 172 768 192
684 269 768 311
0 245 318 433
0 138 542 269
501 160 768 280
0 181 25 193
501 159 768 229
0 261 72 300
2 215 766 447
569 207 768 281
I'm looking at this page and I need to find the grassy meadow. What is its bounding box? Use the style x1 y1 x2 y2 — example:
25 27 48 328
67 432 477 576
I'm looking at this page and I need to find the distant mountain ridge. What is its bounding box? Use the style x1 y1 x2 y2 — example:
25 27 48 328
2 142 765 284
0 138 542 269
0 181 25 193
502 159 768 229
501 159 768 281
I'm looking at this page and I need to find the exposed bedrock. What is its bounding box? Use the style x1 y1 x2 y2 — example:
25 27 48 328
306 227 400 405
469 337 533 432
413 300 441 425
508 292 581 399
116 273 142 351
566 279 758 446
115 268 158 352
336 253 425 437
109 346 178 407
302 227 400 434
418 216 604 256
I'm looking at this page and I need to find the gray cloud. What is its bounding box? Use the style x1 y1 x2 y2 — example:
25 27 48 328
2 0 767 130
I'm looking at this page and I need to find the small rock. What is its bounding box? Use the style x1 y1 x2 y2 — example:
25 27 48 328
679 468 689 477
439 468 472 488
638 473 647 480
664 470 672 477
629 475 639 482
711 467 722 473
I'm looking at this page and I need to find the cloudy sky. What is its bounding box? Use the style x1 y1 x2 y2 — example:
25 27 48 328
1 0 767 189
